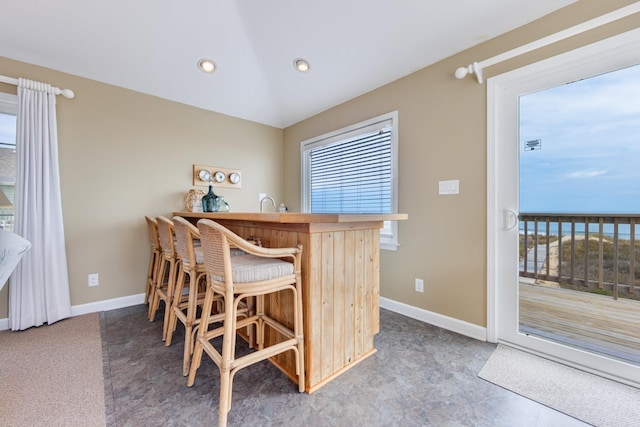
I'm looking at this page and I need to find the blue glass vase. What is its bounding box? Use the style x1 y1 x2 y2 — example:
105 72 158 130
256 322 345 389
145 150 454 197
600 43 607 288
202 185 219 212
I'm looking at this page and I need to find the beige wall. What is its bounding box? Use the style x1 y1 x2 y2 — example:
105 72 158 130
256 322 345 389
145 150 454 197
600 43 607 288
0 57 284 318
283 0 639 327
1 0 637 327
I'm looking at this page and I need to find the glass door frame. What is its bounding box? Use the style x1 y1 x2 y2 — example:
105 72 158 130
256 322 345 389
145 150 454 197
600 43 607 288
487 28 640 388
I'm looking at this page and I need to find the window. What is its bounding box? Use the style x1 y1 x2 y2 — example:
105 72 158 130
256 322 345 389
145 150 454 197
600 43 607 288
301 111 399 250
0 92 17 232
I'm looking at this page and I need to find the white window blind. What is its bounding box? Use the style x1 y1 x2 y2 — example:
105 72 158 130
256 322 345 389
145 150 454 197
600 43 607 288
309 127 392 214
301 111 399 250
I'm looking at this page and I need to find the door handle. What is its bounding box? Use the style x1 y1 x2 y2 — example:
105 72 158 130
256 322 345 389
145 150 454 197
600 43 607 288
504 209 518 230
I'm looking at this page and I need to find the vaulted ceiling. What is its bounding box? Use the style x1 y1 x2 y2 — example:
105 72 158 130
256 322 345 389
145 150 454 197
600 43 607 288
1 0 576 128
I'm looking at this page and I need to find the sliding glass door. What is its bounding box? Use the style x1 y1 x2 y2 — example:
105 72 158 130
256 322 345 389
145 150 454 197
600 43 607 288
488 29 640 387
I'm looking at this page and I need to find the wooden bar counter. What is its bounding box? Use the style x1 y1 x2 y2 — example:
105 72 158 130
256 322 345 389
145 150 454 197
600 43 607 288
174 211 407 393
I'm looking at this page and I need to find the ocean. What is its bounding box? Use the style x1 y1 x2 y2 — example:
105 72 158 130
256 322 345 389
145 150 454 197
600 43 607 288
519 221 639 240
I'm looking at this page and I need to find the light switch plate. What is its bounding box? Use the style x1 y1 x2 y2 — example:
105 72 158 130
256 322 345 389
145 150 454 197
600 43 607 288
438 179 459 195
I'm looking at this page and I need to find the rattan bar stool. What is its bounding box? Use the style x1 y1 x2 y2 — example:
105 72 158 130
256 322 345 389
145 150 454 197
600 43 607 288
144 216 161 307
166 216 220 375
149 216 181 341
187 219 305 427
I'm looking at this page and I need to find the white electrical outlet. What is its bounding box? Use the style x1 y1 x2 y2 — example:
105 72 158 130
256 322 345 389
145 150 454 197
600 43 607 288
259 193 267 202
88 273 99 287
415 278 424 293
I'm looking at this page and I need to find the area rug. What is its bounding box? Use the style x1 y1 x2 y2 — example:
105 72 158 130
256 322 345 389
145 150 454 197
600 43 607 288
0 313 106 426
479 344 640 427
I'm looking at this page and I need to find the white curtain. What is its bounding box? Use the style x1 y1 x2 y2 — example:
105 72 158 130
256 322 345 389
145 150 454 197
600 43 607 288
8 78 71 330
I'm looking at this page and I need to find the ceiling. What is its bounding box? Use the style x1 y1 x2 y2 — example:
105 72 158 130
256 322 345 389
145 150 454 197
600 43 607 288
0 0 577 129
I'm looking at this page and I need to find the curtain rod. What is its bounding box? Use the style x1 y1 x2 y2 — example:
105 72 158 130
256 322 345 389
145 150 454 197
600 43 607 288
0 74 75 99
455 2 640 84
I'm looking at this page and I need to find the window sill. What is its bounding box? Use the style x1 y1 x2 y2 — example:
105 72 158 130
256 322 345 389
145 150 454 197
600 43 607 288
380 241 400 251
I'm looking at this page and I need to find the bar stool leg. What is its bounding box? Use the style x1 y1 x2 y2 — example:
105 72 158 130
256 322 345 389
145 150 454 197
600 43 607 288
149 255 167 321
162 258 177 341
165 263 185 347
218 291 236 427
182 272 200 376
187 280 214 387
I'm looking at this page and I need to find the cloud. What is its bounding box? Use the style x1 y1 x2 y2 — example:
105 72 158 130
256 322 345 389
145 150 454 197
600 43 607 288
566 170 607 178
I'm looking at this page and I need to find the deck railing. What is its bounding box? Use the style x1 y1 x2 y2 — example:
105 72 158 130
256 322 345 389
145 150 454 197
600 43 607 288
519 213 640 299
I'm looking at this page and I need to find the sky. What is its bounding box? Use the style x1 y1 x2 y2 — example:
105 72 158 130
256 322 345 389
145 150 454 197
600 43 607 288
519 62 640 214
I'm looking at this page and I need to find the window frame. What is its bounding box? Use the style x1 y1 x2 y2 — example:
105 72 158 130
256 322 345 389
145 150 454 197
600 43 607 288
0 92 17 232
300 111 400 250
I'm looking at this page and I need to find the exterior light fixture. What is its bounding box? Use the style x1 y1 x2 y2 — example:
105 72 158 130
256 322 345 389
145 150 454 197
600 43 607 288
198 58 216 73
294 58 310 72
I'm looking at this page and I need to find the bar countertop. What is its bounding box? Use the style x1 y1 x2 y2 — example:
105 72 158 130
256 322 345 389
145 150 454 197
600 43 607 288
173 211 408 224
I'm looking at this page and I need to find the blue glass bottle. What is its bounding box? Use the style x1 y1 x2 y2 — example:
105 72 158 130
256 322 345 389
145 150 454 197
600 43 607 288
202 185 219 212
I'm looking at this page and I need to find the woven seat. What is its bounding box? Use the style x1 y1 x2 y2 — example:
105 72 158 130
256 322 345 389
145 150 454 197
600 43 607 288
148 216 181 341
187 219 305 427
144 216 161 307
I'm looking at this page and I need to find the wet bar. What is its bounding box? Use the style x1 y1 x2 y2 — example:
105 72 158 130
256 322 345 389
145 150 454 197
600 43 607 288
175 211 407 393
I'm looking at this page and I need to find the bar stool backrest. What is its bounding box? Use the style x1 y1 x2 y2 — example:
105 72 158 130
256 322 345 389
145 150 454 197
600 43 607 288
145 216 160 250
195 219 229 290
172 216 198 267
156 216 175 258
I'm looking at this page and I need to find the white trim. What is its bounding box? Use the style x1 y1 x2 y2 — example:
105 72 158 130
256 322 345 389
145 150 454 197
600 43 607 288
0 293 145 331
380 240 400 251
380 297 487 341
70 293 145 316
486 81 498 344
300 111 396 151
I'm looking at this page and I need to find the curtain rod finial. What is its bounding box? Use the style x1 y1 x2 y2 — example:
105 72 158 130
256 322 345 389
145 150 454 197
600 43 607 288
455 67 469 79
455 65 471 79
454 62 483 84
53 87 75 99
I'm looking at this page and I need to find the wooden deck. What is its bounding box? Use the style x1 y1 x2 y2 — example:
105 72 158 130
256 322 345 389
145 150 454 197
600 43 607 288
519 282 640 364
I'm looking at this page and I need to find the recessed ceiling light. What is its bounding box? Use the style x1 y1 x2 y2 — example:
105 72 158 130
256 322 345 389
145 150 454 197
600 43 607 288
198 58 216 73
294 58 310 72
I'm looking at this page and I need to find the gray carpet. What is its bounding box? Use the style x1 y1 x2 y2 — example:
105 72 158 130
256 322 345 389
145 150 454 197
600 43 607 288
479 344 640 427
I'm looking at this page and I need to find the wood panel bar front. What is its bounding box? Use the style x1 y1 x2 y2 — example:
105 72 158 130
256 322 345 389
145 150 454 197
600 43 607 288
174 212 407 393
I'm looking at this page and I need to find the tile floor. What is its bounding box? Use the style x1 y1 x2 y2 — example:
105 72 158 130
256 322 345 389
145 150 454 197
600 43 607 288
101 305 588 426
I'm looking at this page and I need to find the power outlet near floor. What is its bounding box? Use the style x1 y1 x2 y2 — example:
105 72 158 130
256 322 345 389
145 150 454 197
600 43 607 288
88 273 99 287
415 278 424 293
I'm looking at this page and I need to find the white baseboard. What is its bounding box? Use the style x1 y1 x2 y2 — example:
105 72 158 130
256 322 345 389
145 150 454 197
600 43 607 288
0 293 145 331
1 294 484 339
70 293 146 317
380 297 487 341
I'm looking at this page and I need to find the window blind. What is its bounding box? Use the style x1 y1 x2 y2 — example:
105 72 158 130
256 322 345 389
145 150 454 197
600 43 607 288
308 127 392 214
